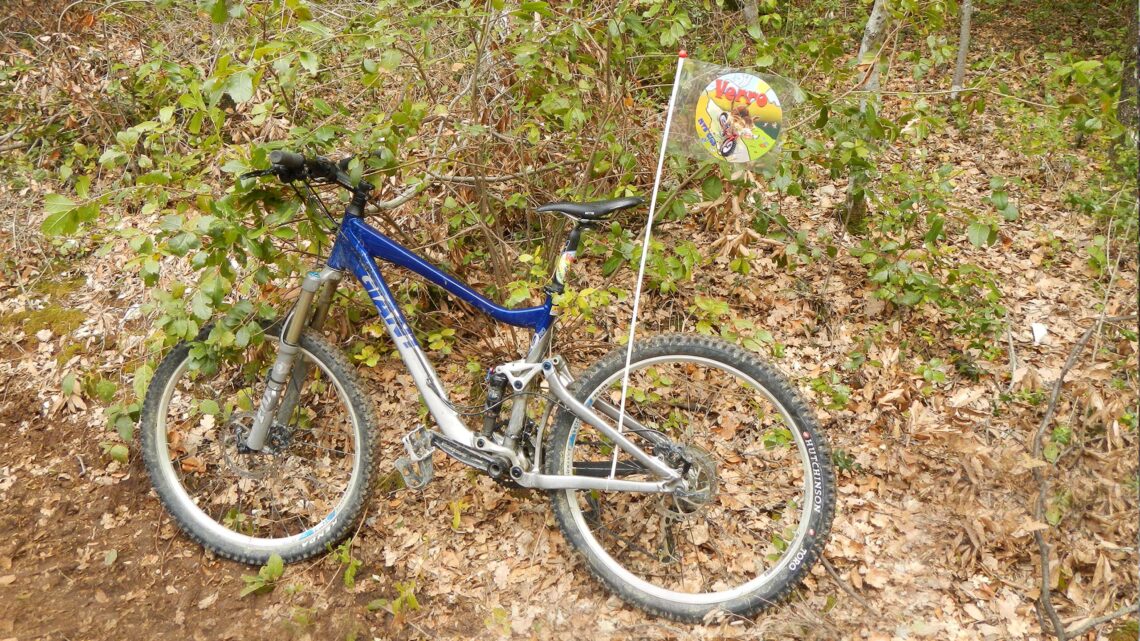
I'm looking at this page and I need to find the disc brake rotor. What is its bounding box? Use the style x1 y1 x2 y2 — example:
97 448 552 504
658 444 719 519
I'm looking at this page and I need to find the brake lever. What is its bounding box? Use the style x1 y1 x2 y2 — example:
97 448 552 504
239 168 278 180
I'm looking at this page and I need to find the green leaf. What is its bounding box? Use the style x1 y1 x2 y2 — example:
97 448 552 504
114 414 134 441
208 0 229 24
239 580 268 597
602 254 623 276
264 553 284 580
298 20 332 38
45 193 76 216
132 363 154 400
967 222 993 248
62 373 77 395
167 231 200 256
924 216 944 245
137 171 170 186
379 49 402 72
1045 503 1063 526
98 148 127 167
107 444 129 464
95 380 117 404
191 291 213 320
199 399 220 416
42 194 79 235
224 71 254 103
299 50 320 75
701 176 723 200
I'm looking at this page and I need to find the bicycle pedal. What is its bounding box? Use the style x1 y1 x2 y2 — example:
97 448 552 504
402 425 434 461
395 455 433 490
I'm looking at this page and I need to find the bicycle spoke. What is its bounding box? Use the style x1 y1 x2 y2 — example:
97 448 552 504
563 352 820 602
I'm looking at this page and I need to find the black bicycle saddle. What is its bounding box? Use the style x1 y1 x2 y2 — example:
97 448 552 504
536 197 645 221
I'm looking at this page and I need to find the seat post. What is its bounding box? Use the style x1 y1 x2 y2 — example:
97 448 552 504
545 222 587 296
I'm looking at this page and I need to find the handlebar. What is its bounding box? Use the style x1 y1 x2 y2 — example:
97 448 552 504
268 150 305 171
241 150 363 192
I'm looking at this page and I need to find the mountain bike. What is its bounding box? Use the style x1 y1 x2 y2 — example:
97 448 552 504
139 150 836 621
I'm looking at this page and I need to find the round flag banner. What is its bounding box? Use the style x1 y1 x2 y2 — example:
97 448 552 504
694 72 782 163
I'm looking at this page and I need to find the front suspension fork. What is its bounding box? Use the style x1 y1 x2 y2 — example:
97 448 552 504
244 268 341 451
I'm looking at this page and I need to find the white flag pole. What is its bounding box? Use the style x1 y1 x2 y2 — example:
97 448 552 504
611 50 687 477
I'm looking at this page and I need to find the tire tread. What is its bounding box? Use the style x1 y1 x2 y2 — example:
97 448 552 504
545 333 836 622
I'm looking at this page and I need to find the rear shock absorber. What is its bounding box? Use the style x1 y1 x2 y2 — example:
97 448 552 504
482 370 508 437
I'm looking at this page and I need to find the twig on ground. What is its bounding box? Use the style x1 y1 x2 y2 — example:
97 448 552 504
1029 314 1137 640
1005 324 1018 394
1064 602 1139 638
820 555 879 615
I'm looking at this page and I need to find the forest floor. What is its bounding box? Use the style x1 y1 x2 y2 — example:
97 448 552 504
0 4 1137 641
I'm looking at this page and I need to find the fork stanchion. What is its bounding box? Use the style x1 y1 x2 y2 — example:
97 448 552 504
610 50 688 479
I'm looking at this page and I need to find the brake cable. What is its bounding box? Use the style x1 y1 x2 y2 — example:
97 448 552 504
290 179 338 230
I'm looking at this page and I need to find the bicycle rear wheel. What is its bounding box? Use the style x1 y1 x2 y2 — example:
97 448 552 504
545 334 835 621
140 321 378 563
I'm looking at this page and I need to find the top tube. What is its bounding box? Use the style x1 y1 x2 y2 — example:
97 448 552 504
329 216 554 332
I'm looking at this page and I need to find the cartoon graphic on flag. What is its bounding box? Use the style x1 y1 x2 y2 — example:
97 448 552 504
693 73 782 162
666 57 796 167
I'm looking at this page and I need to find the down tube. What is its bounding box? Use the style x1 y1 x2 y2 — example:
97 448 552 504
340 242 476 446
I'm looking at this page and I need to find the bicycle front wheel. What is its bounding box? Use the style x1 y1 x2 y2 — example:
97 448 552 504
139 321 378 564
545 334 835 621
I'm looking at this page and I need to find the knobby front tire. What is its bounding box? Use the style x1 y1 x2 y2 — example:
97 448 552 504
140 322 379 564
545 334 835 621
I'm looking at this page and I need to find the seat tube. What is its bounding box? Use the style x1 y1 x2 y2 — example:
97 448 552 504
246 270 323 451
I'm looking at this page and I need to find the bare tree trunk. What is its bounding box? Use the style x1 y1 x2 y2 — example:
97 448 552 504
856 0 890 105
950 0 973 101
842 0 890 233
1118 0 1138 129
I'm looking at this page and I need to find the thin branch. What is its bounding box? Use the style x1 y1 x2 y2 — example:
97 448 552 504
426 159 574 185
1029 314 1137 640
820 555 879 615
1064 602 1139 638
370 180 430 211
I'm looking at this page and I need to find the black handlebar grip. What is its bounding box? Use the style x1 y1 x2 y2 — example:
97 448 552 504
269 150 305 170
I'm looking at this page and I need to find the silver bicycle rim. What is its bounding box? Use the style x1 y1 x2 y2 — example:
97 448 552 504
561 354 815 606
153 343 365 553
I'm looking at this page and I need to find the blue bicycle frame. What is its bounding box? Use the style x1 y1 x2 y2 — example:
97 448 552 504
249 195 680 492
329 216 555 351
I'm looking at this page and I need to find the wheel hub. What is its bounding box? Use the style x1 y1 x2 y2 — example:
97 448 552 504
222 411 290 479
660 444 718 519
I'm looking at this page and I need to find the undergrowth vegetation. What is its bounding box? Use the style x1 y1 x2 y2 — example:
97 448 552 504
4 0 1132 443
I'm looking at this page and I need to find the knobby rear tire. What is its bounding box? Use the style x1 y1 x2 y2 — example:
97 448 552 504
545 334 836 622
